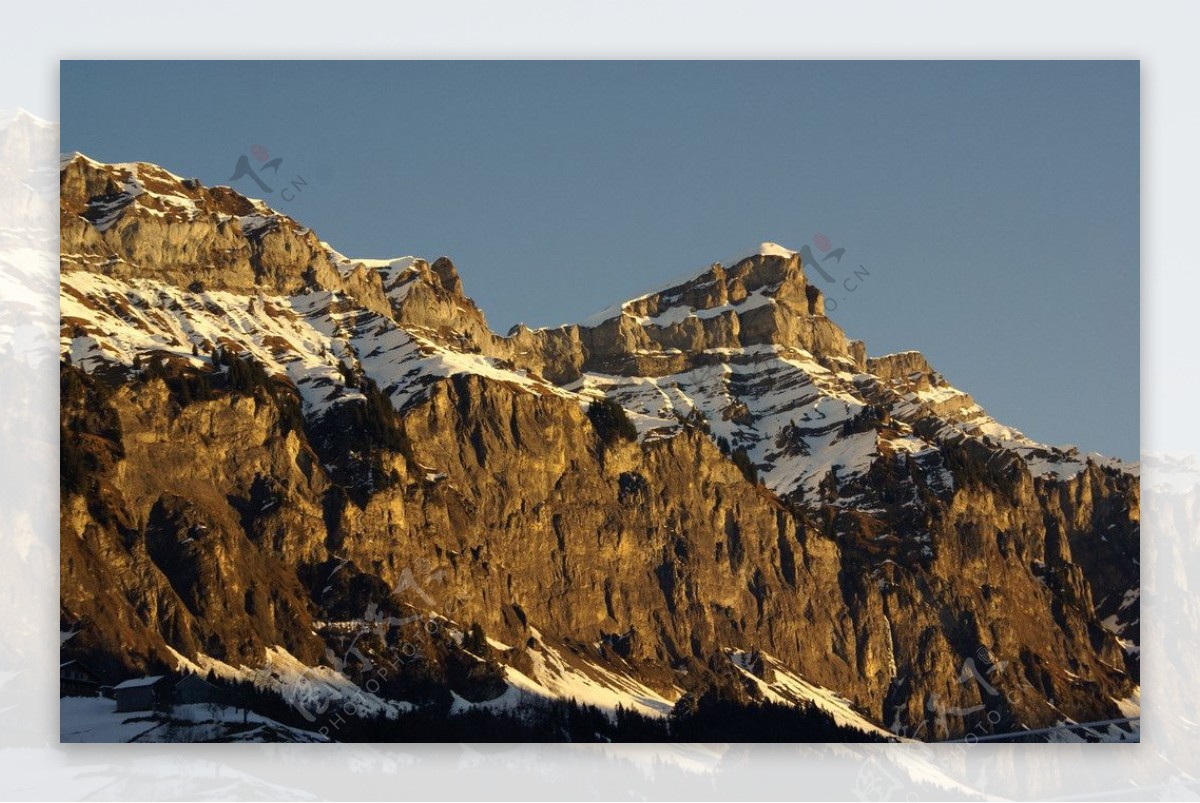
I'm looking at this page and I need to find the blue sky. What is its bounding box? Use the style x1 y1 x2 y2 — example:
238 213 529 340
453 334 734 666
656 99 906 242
60 61 1139 461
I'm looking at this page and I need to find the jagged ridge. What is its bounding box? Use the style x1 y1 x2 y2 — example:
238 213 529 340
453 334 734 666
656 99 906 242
59 155 1140 741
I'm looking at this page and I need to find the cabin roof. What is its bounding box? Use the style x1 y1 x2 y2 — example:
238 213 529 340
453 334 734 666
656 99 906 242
112 675 165 690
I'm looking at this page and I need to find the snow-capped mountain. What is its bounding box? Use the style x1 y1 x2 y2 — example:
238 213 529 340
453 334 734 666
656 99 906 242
59 154 1139 742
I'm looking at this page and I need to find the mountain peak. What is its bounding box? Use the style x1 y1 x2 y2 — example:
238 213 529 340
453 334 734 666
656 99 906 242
570 241 858 370
581 243 806 326
727 241 798 262
59 155 398 315
0 107 54 130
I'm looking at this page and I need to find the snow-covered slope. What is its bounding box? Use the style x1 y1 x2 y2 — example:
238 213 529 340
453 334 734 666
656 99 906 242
566 246 1133 512
61 270 579 419
727 649 896 739
573 344 940 502
453 628 677 721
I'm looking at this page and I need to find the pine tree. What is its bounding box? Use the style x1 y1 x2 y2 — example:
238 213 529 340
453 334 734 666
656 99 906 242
587 398 637 445
732 448 758 484
463 621 489 655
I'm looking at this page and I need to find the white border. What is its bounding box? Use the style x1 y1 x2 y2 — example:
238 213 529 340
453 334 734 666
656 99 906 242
3 2 1197 799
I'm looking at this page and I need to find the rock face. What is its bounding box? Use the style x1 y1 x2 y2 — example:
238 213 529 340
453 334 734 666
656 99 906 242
59 154 394 317
569 248 863 379
59 157 1139 740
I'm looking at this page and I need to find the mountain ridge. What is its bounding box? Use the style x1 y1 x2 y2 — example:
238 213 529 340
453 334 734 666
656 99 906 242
59 154 1140 741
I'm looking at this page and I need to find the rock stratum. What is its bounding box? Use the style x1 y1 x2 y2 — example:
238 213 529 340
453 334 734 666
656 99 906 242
59 154 1139 741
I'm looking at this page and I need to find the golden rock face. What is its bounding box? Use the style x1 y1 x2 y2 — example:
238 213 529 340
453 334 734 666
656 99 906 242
59 156 1139 740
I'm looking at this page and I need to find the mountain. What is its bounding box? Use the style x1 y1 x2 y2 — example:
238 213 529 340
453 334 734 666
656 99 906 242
59 154 1139 742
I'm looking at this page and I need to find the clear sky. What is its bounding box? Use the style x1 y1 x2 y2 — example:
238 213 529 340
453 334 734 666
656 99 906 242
60 61 1139 461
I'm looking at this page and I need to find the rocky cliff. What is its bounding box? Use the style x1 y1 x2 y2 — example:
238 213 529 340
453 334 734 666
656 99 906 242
59 155 1139 741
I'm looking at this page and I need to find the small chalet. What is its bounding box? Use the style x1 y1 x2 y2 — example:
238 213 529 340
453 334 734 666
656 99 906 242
112 675 171 712
59 660 100 697
110 673 226 712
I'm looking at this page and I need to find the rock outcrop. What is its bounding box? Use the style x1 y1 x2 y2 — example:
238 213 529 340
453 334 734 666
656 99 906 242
59 156 1139 740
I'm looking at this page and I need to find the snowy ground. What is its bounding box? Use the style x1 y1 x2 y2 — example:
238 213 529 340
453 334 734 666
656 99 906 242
59 697 159 743
727 650 897 740
59 697 326 743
